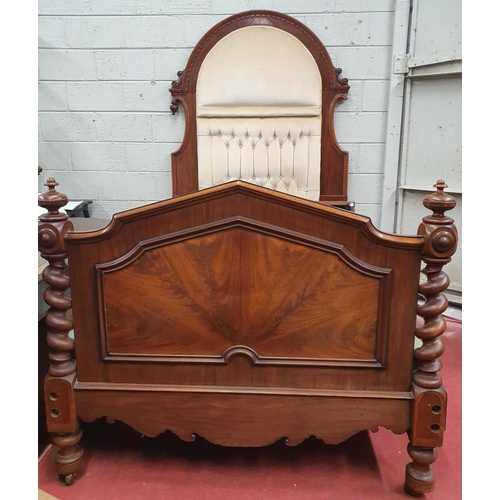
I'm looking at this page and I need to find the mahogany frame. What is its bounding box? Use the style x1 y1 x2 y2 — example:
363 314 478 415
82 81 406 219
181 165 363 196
38 10 459 496
168 10 351 206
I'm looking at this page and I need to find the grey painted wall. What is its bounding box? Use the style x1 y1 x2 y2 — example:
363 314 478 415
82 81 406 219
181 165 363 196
38 0 397 224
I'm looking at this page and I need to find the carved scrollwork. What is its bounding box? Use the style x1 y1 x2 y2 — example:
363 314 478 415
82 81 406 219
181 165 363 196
335 67 349 86
171 70 184 88
170 70 184 114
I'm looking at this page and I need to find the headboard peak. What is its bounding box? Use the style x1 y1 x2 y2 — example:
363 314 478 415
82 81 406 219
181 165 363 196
168 10 351 205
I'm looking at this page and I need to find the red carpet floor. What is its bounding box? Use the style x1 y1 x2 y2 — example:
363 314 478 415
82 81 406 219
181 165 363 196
38 317 461 500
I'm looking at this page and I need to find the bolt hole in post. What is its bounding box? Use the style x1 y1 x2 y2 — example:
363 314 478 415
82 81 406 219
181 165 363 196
430 424 440 433
50 392 59 401
51 409 60 418
431 405 441 414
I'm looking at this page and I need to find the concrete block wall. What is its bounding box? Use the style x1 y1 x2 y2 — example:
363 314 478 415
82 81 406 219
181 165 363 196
38 0 396 223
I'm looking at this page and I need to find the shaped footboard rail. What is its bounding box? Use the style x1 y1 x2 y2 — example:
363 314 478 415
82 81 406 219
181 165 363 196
404 180 459 496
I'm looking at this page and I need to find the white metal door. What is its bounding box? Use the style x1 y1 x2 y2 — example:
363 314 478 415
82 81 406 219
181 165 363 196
384 0 462 302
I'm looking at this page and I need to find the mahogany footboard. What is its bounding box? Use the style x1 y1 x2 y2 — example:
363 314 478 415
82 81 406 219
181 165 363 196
39 179 458 494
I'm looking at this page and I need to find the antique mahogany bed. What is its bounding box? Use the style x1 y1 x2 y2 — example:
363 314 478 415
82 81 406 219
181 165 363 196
38 11 458 496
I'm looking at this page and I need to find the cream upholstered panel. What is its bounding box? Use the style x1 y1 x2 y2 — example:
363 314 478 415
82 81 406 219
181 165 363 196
196 26 322 200
197 117 320 199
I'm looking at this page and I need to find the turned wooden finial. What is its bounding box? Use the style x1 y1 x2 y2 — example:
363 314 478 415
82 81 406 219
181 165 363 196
418 179 458 266
422 180 456 217
38 177 69 221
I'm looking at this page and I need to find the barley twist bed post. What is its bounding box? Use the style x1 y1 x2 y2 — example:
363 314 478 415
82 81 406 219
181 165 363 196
38 178 83 485
404 180 458 496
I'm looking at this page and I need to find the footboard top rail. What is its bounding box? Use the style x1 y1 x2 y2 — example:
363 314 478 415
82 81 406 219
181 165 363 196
63 180 424 253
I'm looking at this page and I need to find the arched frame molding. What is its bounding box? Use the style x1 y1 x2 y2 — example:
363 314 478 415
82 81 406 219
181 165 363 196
169 10 350 205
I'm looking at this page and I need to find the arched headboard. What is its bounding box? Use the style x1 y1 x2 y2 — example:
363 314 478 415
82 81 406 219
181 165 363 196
169 10 351 207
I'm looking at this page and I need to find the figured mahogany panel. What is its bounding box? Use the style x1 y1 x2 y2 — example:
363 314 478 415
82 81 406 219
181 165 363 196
98 223 391 367
67 181 423 392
